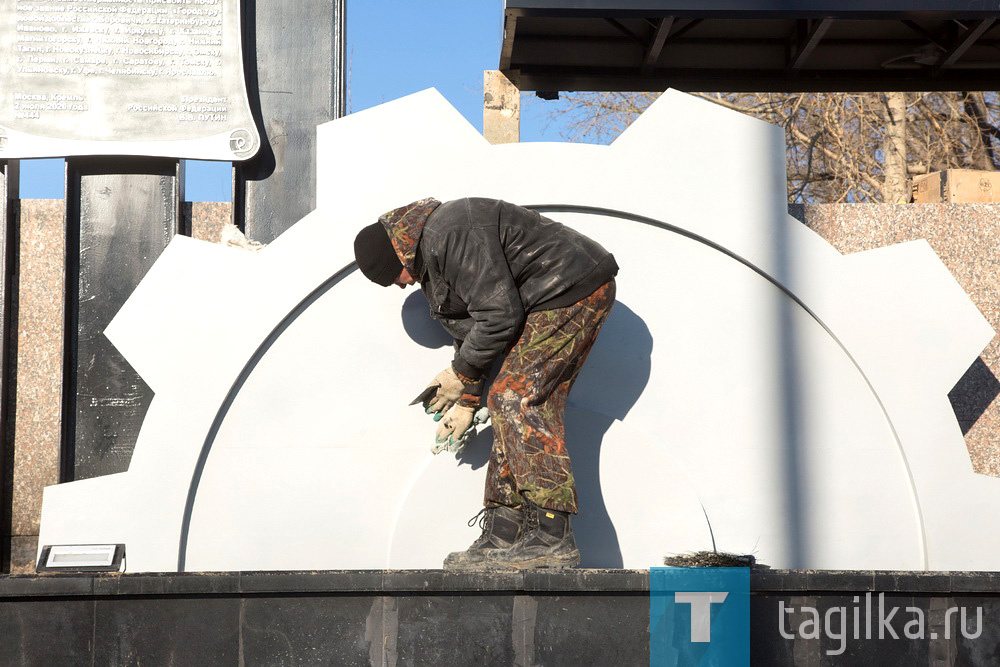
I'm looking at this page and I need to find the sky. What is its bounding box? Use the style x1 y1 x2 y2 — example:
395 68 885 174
18 0 569 200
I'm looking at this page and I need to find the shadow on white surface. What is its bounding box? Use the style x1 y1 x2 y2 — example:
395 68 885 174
401 294 654 568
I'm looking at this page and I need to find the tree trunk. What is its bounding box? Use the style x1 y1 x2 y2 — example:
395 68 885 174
881 92 909 203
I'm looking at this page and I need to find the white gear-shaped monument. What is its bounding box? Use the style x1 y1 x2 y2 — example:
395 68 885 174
39 89 997 572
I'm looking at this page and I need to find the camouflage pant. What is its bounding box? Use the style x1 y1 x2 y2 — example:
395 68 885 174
485 280 616 514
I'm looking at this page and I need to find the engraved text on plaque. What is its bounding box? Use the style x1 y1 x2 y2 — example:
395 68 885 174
0 0 259 159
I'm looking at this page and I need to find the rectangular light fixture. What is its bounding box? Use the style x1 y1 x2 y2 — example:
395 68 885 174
36 544 125 573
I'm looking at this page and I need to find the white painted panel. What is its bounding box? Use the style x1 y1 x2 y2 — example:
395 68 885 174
39 89 996 572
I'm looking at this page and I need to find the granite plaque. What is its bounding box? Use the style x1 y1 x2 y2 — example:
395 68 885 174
0 0 259 160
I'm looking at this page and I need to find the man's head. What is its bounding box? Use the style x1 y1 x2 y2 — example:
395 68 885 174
354 222 405 287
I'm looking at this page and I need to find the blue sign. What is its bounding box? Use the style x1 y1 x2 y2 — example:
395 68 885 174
650 567 750 666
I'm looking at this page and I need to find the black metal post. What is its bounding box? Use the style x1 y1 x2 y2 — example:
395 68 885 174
235 0 346 242
62 158 181 481
0 160 19 572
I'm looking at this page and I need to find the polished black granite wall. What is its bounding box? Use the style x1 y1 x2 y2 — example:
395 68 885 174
1 570 998 666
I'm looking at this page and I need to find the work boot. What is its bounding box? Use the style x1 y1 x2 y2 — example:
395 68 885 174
443 504 524 570
485 501 580 569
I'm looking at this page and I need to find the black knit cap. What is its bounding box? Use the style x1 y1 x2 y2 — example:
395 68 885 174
354 222 404 287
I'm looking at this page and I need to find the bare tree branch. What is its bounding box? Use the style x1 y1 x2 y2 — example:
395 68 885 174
541 90 1000 203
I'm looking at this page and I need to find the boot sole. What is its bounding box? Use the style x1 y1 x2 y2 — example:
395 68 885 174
443 543 519 570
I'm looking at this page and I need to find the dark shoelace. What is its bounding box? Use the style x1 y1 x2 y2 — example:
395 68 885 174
467 507 493 533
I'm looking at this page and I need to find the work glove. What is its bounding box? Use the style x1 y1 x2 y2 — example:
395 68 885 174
420 366 467 420
432 406 491 455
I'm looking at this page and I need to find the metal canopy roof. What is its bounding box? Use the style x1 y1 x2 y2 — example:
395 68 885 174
500 1 1000 92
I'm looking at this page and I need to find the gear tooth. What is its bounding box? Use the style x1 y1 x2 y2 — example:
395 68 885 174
839 240 994 392
612 89 786 188
316 88 486 216
105 235 257 392
589 91 794 270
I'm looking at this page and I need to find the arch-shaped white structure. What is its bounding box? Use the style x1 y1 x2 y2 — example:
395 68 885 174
39 89 996 571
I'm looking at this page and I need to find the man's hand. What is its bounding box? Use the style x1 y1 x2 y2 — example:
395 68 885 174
432 405 489 454
420 367 466 420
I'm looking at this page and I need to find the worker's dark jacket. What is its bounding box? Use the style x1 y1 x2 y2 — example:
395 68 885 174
378 197 618 381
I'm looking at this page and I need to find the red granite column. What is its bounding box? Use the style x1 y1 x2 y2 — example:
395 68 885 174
9 199 66 573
